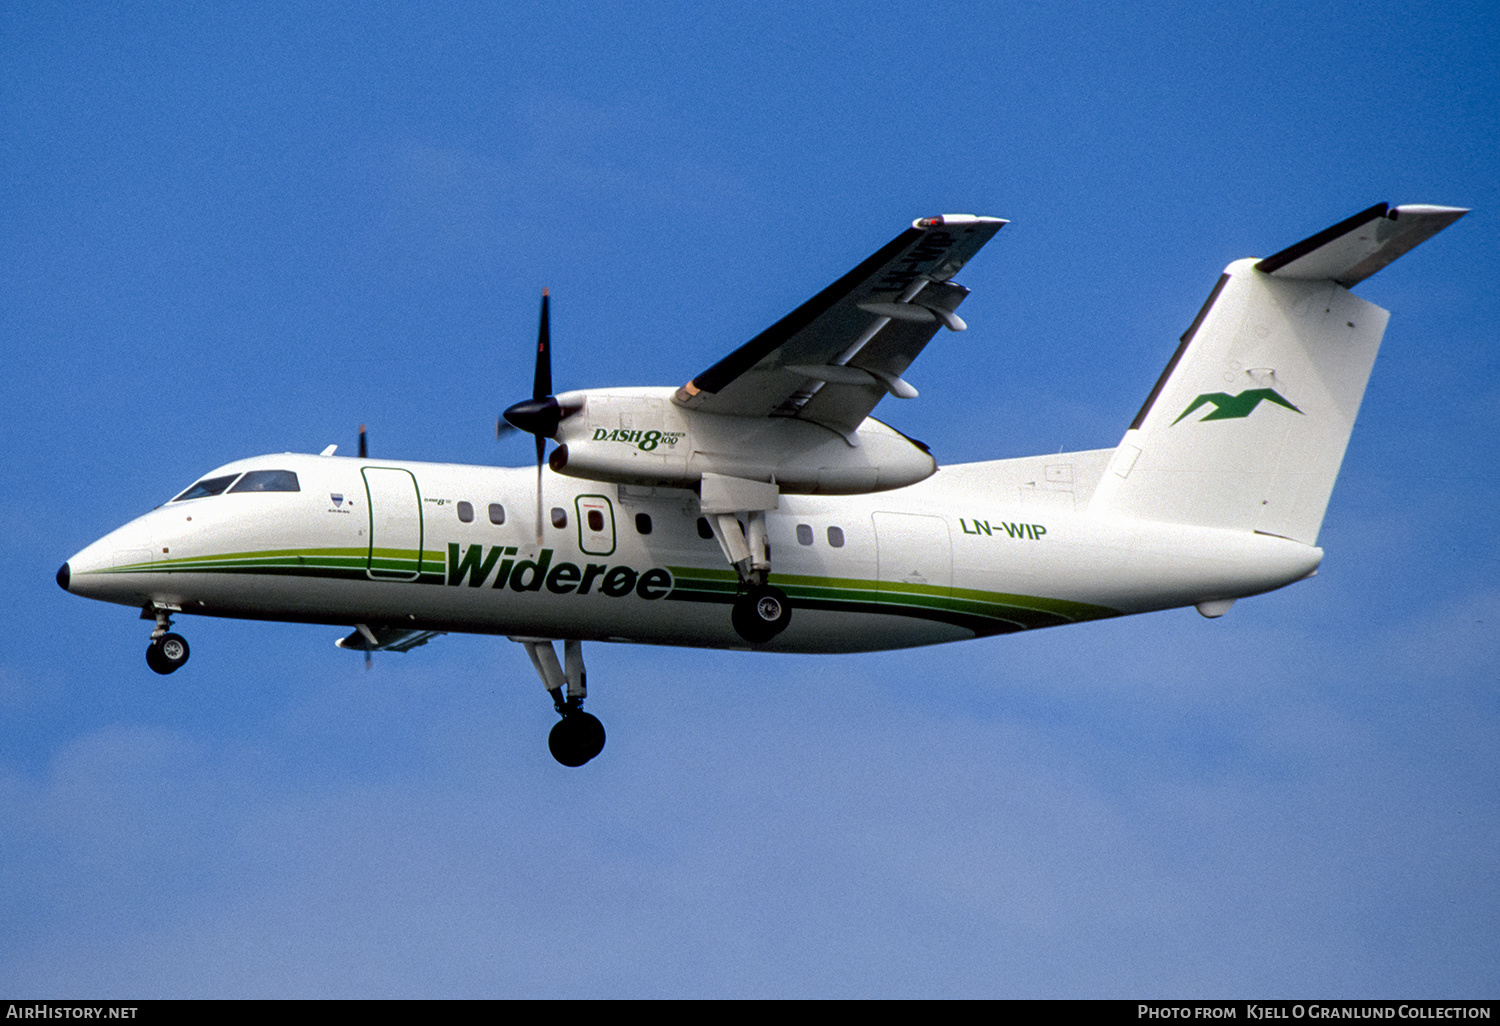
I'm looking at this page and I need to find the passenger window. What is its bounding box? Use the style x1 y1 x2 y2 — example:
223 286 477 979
827 526 845 548
796 524 814 546
587 509 604 531
696 517 714 540
172 474 240 502
635 512 653 535
457 501 474 523
228 470 300 493
551 507 568 529
488 503 506 525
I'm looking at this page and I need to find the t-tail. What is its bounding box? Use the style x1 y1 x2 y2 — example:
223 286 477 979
1089 203 1467 545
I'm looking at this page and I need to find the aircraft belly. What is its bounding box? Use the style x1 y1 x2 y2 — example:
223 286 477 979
162 562 970 652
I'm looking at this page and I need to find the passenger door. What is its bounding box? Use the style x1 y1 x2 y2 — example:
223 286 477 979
362 467 424 580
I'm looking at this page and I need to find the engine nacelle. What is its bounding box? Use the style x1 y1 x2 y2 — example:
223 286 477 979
546 388 935 495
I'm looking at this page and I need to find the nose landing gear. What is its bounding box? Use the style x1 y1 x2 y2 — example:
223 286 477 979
142 604 190 675
146 633 190 675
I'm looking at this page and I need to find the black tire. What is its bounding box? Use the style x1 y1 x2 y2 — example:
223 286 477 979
145 642 172 675
730 584 792 644
147 633 190 675
548 712 606 767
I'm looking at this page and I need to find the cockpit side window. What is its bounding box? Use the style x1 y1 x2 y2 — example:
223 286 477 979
172 474 241 502
228 470 301 493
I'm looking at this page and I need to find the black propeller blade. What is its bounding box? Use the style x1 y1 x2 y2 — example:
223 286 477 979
533 287 551 400
502 291 563 437
500 290 571 543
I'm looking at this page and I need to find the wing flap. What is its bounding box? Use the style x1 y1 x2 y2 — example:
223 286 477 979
791 279 970 434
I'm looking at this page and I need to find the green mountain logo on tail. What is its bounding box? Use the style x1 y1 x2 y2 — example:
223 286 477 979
1172 388 1302 425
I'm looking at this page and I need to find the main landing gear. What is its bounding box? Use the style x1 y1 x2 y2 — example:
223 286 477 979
517 638 606 767
142 604 190 675
699 473 792 646
731 582 792 644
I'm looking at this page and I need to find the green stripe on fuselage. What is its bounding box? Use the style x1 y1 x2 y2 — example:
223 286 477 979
84 547 1120 636
665 566 1119 635
94 546 446 579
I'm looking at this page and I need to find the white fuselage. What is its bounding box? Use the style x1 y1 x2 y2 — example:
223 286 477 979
63 449 1322 654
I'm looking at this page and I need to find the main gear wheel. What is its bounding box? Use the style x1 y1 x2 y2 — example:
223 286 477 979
731 583 791 644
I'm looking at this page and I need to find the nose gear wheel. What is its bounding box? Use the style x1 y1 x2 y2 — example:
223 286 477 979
146 632 190 675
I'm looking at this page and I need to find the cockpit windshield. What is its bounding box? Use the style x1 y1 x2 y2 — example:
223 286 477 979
171 474 240 502
171 469 299 502
228 470 300 493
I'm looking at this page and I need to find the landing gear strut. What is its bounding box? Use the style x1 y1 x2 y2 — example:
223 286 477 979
142 604 190 675
700 473 792 645
517 638 605 766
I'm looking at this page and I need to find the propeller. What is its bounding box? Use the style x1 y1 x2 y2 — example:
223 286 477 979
500 289 579 543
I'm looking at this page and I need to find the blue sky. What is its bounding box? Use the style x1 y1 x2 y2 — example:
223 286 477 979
3 0 1496 997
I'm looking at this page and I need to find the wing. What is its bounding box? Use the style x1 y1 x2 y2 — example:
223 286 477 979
673 215 1006 437
336 625 446 652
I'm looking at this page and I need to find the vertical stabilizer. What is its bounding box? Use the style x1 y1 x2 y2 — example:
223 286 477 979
1090 203 1465 545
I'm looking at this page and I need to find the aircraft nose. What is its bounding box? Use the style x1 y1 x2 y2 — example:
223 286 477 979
60 515 156 602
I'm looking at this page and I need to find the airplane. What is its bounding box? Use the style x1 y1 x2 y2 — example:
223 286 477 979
57 201 1467 766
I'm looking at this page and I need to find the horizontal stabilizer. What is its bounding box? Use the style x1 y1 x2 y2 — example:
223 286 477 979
335 626 445 652
1255 203 1467 287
